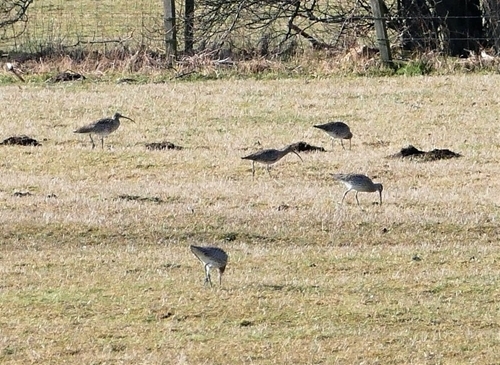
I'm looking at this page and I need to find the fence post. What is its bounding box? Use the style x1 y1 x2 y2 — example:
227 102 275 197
163 0 177 65
185 0 195 55
370 0 392 66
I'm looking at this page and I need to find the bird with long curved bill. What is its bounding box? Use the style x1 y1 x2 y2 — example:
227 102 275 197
331 173 383 206
313 121 353 150
190 245 229 286
74 112 135 149
241 143 303 178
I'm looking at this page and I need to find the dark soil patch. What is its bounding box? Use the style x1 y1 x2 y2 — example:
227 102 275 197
1 135 41 146
388 145 462 161
291 141 326 152
145 141 183 151
49 70 86 82
117 194 164 204
13 191 32 197
362 140 390 148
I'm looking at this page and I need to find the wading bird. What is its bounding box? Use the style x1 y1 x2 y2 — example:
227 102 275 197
6 63 25 82
241 143 303 178
190 245 229 286
331 173 383 205
74 112 135 149
314 121 353 150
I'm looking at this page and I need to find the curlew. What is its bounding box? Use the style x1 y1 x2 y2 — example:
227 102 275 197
313 121 353 150
241 143 303 178
331 173 383 205
190 245 228 286
74 112 135 149
6 63 25 82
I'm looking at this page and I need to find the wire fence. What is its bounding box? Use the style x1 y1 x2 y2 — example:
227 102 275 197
0 0 166 53
1 1 499 58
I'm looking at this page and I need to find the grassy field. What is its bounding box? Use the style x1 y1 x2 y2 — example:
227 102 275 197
1 0 164 51
0 74 499 364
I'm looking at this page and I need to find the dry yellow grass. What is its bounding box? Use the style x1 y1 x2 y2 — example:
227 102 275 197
1 75 500 364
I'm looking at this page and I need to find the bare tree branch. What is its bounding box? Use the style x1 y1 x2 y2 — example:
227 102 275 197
0 0 33 37
193 0 374 55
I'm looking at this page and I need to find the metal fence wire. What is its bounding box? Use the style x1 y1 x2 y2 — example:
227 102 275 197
1 1 499 57
1 1 166 52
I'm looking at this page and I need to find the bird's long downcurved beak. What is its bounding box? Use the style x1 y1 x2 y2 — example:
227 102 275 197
378 191 383 205
292 150 303 162
122 116 136 123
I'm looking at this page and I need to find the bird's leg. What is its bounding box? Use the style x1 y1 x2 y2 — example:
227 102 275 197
207 273 212 287
349 139 352 150
204 264 212 287
355 191 361 206
89 134 95 149
101 137 105 149
341 189 351 204
252 161 255 180
266 165 272 177
340 139 346 150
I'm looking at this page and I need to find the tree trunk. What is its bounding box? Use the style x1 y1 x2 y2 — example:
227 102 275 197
482 0 500 53
398 0 438 51
435 0 482 57
398 0 482 57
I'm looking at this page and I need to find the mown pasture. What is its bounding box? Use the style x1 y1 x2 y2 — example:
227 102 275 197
0 75 499 364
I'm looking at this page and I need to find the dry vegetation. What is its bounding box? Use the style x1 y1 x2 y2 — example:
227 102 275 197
0 74 500 364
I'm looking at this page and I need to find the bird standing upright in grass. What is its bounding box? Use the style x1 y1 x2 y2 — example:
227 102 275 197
6 63 25 82
190 245 229 286
74 112 135 149
314 121 353 150
241 143 303 178
331 173 383 205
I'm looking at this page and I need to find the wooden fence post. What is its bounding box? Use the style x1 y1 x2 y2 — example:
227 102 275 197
185 0 195 55
163 0 177 65
370 0 392 66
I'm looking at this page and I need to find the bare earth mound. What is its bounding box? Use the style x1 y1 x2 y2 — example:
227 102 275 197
1 135 41 146
49 70 86 83
291 141 326 152
145 141 183 150
387 144 462 161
